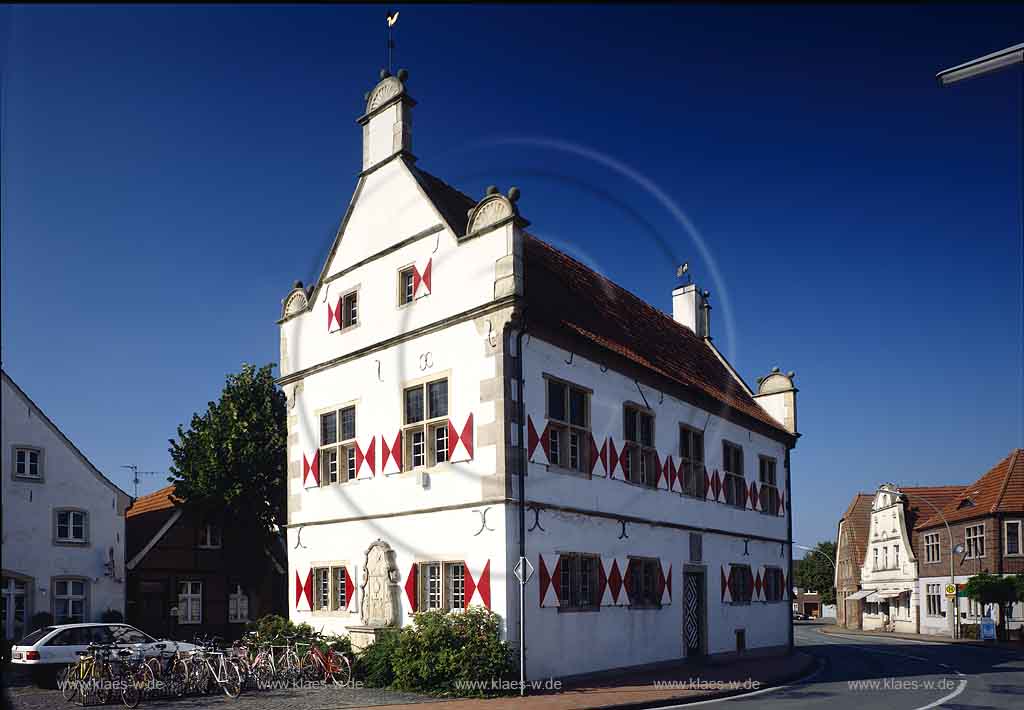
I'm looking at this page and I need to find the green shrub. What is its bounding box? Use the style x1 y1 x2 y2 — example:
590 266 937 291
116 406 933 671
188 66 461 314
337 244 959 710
392 607 515 696
354 629 400 688
245 614 348 654
100 609 124 622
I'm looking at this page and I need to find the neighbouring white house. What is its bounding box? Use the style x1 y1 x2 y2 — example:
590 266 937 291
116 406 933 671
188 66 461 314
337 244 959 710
279 67 800 679
1 370 132 642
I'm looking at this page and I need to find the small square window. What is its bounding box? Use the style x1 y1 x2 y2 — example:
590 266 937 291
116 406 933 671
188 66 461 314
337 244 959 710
14 448 41 479
399 268 415 305
342 292 358 328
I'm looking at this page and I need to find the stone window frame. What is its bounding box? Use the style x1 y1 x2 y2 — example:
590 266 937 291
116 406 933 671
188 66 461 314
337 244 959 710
543 374 592 477
721 440 746 509
397 264 417 307
758 455 780 515
416 560 465 612
310 561 351 616
53 508 89 546
11 445 45 483
339 287 359 332
623 402 657 488
925 583 945 617
51 576 89 624
1004 519 1023 557
401 372 451 473
678 425 705 499
318 400 359 486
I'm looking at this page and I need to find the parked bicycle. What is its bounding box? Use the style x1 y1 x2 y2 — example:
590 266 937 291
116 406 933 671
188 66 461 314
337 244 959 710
296 632 352 686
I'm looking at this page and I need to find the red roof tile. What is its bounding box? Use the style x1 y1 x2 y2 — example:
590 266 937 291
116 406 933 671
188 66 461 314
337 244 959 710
916 449 1024 529
839 493 873 568
126 484 179 518
896 486 966 535
522 235 791 439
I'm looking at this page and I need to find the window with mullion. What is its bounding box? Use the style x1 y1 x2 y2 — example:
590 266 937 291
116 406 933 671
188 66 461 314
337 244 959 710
722 441 745 508
679 426 705 497
628 557 661 607
403 379 449 470
545 378 590 473
925 533 940 563
558 553 599 610
624 405 655 487
758 456 779 514
320 405 357 485
965 524 985 558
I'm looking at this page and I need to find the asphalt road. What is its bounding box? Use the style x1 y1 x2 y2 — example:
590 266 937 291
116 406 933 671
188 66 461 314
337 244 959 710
683 623 1024 710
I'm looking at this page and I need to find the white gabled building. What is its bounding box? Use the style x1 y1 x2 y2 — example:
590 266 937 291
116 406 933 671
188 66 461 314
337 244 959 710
279 68 800 679
1 370 132 642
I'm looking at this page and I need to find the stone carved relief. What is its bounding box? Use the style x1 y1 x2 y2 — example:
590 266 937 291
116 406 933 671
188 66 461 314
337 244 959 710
360 539 400 627
467 196 513 235
366 77 404 113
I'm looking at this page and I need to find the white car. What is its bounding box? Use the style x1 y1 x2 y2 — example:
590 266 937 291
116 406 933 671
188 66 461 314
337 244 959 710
11 623 197 684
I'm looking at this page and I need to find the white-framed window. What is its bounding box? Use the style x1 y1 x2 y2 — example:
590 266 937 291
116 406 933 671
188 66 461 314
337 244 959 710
320 405 357 484
722 441 745 507
53 578 87 623
758 456 780 514
545 377 590 473
403 378 448 470
893 546 899 569
398 266 415 306
624 404 656 487
558 553 600 611
54 510 88 544
1005 520 1022 556
314 567 330 611
333 567 348 611
965 524 985 558
417 561 465 611
678 426 705 497
177 581 202 624
925 533 941 563
13 447 42 479
883 546 889 569
198 523 221 549
228 584 249 623
925 583 944 617
873 548 878 571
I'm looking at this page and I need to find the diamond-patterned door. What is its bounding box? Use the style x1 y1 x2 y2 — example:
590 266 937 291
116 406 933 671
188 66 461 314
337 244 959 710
684 570 705 656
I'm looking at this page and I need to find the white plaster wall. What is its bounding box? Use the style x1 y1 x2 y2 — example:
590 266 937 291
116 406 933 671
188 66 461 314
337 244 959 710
521 337 790 542
523 509 790 679
1 376 129 627
287 506 507 634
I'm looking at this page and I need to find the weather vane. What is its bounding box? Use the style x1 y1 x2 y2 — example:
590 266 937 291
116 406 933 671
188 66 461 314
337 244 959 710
386 9 399 74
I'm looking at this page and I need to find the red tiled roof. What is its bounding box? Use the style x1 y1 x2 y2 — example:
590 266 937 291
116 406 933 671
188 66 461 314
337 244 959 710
839 493 873 568
916 449 1024 529
522 235 791 439
896 486 966 535
126 484 179 518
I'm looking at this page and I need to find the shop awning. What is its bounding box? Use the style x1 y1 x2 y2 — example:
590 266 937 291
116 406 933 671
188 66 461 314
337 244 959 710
847 589 874 600
875 589 906 599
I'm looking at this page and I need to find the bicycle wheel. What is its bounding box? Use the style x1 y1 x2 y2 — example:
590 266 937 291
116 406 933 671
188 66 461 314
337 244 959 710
124 662 154 708
250 654 273 691
59 662 80 702
282 649 302 686
301 652 323 683
168 658 190 697
326 650 352 686
220 661 243 699
91 663 113 705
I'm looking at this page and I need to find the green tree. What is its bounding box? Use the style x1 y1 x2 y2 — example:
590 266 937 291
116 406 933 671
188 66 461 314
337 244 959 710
794 541 837 605
168 363 286 550
963 573 1023 641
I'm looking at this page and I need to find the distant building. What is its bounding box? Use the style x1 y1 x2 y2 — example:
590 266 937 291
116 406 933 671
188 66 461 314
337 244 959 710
279 67 801 678
914 450 1024 636
834 493 872 629
125 485 286 641
792 589 821 618
1 370 131 642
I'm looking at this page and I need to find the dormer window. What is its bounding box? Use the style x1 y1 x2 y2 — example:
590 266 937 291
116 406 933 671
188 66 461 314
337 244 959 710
198 523 222 549
957 498 975 510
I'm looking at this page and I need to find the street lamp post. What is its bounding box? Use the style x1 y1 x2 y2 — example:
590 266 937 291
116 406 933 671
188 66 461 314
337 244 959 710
936 43 1023 86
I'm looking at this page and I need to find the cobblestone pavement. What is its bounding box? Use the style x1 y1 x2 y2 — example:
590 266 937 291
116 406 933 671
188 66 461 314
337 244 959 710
2 668 438 710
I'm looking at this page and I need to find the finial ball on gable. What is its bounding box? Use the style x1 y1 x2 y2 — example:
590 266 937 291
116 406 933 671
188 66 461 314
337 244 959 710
380 69 391 80
486 185 499 196
508 186 520 202
397 68 409 82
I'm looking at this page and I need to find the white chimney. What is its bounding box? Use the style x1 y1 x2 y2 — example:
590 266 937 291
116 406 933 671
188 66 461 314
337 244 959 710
358 69 414 171
672 283 711 339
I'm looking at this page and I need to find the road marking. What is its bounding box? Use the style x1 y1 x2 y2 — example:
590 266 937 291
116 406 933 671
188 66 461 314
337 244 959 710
911 679 967 710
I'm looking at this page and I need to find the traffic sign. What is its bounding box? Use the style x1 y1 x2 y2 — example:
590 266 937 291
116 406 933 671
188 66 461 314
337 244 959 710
514 556 534 584
944 583 956 597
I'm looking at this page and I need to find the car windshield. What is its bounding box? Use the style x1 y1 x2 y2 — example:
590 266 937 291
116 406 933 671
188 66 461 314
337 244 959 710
18 627 55 646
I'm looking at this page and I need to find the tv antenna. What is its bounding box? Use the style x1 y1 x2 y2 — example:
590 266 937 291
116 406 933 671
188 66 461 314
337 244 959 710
121 464 162 498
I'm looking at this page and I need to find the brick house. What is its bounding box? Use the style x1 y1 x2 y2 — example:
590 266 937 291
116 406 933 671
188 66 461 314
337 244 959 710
835 493 872 629
914 449 1024 636
125 485 286 641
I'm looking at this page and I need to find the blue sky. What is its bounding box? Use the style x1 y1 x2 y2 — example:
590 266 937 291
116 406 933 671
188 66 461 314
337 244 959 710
2 4 1022 551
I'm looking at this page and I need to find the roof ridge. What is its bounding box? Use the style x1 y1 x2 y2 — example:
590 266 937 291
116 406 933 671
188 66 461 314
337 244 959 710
992 448 1019 513
414 166 477 206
